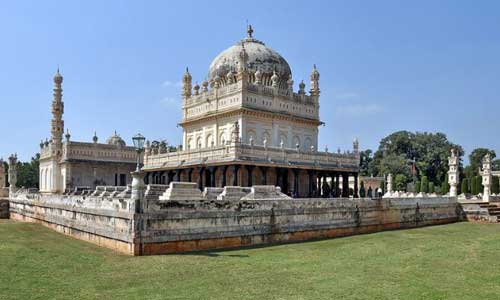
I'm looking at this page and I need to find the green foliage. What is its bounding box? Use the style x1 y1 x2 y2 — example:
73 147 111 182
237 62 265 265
429 182 435 193
415 181 421 193
442 175 449 194
421 176 429 193
461 178 469 194
379 180 385 194
493 159 500 171
394 174 408 191
491 176 500 195
14 154 40 189
469 148 496 176
368 131 463 188
359 150 374 176
471 176 483 195
359 181 366 197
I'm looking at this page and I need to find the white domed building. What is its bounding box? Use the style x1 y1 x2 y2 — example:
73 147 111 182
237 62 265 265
143 26 360 198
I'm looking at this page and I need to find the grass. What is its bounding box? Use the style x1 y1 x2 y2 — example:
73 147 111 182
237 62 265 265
1 220 500 300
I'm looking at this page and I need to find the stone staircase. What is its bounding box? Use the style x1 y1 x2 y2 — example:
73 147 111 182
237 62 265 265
479 203 500 222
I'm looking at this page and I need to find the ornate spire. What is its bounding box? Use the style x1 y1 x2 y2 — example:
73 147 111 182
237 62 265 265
310 64 320 96
50 68 64 157
247 24 254 38
182 67 192 98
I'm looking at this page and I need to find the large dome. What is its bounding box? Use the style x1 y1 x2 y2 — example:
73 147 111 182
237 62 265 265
208 26 292 88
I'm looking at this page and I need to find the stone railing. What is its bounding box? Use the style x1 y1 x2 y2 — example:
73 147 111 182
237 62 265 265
143 142 359 171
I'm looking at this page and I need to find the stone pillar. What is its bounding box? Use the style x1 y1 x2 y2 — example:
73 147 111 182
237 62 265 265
187 168 193 182
175 169 182 182
342 173 349 198
197 167 204 190
448 148 459 197
232 165 240 186
481 153 492 202
259 166 268 185
292 169 300 198
246 165 254 187
335 173 340 198
208 166 217 187
282 168 289 195
131 171 145 213
386 173 393 194
221 165 228 187
7 154 17 194
353 174 359 198
307 170 314 198
167 171 174 184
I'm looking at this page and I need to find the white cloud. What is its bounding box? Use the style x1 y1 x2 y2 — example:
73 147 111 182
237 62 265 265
162 80 182 87
336 103 384 116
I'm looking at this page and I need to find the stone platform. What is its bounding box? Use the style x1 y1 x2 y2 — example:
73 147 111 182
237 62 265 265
8 183 461 255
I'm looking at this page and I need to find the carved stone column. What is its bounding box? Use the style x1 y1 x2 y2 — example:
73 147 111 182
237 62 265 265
448 148 459 197
232 165 240 186
481 153 492 202
353 174 359 198
197 167 204 190
246 165 254 187
292 169 300 198
187 168 193 182
221 165 228 187
342 173 349 198
307 170 314 198
259 166 268 185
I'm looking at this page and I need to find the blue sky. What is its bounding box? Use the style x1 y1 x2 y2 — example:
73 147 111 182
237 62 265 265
1 0 499 162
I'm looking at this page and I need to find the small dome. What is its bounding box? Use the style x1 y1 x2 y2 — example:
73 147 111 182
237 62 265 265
53 68 63 84
208 26 291 88
107 131 126 147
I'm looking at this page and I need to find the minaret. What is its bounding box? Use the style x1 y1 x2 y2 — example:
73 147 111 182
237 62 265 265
310 64 320 97
181 67 192 100
51 69 64 157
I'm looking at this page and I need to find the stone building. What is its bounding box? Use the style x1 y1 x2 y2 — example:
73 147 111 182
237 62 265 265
142 26 360 198
39 70 137 193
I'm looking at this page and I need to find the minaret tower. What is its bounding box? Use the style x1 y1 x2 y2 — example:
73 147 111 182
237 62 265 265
51 69 64 157
310 64 320 97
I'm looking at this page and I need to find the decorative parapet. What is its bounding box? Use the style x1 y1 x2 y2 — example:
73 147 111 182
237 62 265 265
143 142 359 171
61 141 137 163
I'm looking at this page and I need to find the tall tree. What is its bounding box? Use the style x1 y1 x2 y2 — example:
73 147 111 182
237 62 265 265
491 176 500 195
359 149 374 176
469 148 496 176
368 131 463 188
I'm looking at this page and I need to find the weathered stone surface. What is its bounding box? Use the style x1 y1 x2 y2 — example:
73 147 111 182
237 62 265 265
0 199 9 219
217 186 251 201
9 187 460 255
241 185 291 200
159 182 202 201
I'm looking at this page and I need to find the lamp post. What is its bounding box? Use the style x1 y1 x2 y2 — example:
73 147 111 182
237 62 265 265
131 133 146 213
132 133 146 172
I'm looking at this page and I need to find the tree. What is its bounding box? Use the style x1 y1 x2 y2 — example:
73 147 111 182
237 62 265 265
394 174 408 191
359 150 374 176
472 176 483 195
469 148 496 176
16 154 40 189
368 131 463 188
359 181 366 197
429 182 435 193
491 176 500 195
461 178 469 194
493 159 500 171
421 176 429 193
442 175 449 194
415 180 421 193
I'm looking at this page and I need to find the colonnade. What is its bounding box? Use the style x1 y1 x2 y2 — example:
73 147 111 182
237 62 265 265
144 164 358 198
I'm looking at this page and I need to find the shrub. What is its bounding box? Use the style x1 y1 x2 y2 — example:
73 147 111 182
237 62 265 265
415 181 421 193
461 179 469 194
492 176 500 195
429 182 435 193
421 176 429 193
359 181 366 197
442 176 449 194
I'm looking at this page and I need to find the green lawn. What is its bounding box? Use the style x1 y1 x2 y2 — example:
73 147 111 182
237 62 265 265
1 220 500 300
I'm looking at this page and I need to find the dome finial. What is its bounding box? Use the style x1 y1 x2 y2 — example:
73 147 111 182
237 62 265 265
247 24 253 38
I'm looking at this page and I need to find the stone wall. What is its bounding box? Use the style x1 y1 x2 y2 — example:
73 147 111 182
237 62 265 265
8 185 460 255
0 198 9 219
